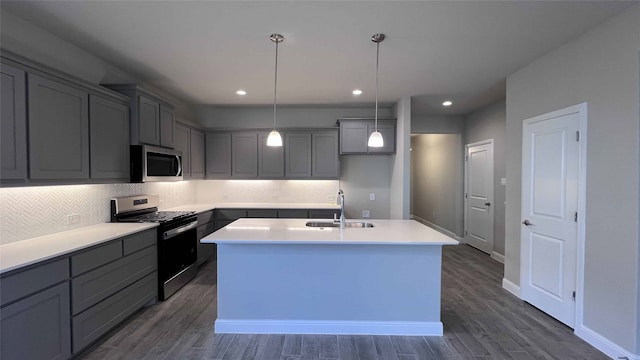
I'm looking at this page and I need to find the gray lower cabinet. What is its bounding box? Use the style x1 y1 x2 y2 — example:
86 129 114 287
258 132 284 178
285 132 312 178
206 132 232 178
197 210 215 265
89 94 130 180
190 129 205 179
339 119 396 154
174 123 191 178
0 258 71 360
70 229 157 354
1 282 71 360
28 73 89 180
232 132 258 178
277 209 308 218
1 63 27 180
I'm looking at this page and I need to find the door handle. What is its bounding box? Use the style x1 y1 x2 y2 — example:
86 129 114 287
522 219 533 226
485 202 491 206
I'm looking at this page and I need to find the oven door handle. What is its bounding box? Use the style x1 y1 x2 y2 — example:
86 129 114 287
163 220 198 240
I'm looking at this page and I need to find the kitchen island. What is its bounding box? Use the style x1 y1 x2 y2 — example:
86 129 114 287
202 218 458 336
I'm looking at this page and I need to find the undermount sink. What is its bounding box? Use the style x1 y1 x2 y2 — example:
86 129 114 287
305 221 375 228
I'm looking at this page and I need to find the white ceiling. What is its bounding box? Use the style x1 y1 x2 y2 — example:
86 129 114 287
1 1 635 115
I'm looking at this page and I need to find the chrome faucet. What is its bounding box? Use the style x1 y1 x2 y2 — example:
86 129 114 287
336 189 345 229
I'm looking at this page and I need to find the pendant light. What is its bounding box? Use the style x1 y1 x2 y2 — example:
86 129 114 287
267 33 284 147
367 33 385 148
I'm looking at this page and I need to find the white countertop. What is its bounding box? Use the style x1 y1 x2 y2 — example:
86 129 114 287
202 219 459 245
164 202 340 213
0 223 158 275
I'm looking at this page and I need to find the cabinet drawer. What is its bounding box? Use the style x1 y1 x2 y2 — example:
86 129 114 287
278 209 309 219
72 246 156 315
197 223 215 240
308 209 340 219
123 229 157 256
72 272 156 353
71 240 122 276
215 209 247 220
197 210 214 224
1 282 71 360
1 258 69 306
247 209 278 218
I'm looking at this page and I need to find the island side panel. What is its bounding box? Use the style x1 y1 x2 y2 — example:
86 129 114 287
215 243 443 335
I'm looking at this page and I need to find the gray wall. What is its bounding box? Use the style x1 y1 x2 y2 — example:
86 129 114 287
412 115 465 134
411 134 464 237
197 106 394 129
390 97 412 219
464 101 506 255
0 9 197 120
505 6 639 354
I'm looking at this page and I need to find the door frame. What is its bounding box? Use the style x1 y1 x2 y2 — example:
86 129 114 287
464 139 494 253
520 102 588 331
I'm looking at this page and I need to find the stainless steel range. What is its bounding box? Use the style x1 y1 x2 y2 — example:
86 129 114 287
111 195 198 300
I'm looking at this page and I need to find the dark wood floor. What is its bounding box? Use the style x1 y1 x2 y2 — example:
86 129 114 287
78 245 608 360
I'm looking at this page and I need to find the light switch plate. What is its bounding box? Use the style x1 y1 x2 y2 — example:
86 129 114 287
66 214 80 225
369 193 375 201
500 178 507 185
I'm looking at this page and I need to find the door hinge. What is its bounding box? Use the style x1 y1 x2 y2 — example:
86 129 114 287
465 193 468 199
465 155 468 161
464 230 468 236
576 131 580 142
572 291 576 302
574 212 578 222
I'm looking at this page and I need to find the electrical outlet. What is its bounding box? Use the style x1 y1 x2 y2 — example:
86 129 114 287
362 210 371 218
66 213 80 225
501 178 507 185
369 192 375 201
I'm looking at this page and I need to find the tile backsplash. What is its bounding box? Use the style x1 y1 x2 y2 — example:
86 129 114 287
0 180 340 245
0 182 196 245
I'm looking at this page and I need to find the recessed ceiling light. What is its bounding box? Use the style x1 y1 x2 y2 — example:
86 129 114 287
442 100 453 107
236 90 247 95
352 89 363 95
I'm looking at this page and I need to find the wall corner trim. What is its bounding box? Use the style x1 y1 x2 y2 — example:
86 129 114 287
575 325 640 360
502 278 521 298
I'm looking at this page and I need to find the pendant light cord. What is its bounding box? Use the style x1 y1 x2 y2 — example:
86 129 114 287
375 39 379 132
273 38 279 131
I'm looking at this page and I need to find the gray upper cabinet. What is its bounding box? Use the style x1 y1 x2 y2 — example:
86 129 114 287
190 129 205 179
28 73 89 180
105 85 175 149
339 120 368 154
312 131 340 178
232 132 258 178
339 119 396 154
174 123 191 178
285 133 312 178
1 63 27 180
89 95 130 180
160 104 174 148
138 95 160 146
206 132 232 178
258 132 284 178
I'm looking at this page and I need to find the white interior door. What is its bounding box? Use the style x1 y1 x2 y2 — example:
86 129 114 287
521 110 579 328
464 140 494 254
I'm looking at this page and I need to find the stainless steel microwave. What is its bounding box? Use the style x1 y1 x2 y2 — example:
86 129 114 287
130 145 183 182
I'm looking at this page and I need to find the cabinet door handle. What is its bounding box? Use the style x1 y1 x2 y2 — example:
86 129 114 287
485 202 491 206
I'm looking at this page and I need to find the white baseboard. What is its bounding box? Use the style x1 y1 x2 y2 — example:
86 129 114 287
411 215 464 242
575 325 640 360
491 252 505 263
215 319 443 336
502 278 521 298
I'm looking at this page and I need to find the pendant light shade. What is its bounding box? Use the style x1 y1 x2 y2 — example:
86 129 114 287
367 33 385 148
267 129 283 146
268 33 284 147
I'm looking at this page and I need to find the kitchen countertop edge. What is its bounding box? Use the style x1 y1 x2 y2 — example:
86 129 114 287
0 223 158 275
